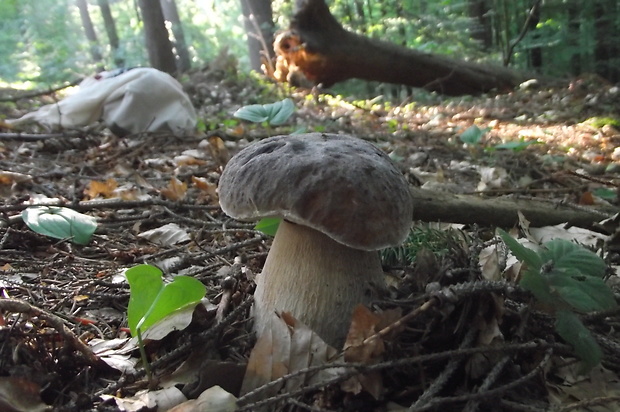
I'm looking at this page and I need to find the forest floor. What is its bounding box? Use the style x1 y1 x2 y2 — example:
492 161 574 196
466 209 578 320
0 57 619 412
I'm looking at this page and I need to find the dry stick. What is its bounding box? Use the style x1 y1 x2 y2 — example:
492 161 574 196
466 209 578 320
0 298 100 366
409 349 553 412
410 327 478 410
462 355 512 412
236 339 556 410
556 396 620 412
0 78 83 102
0 197 221 214
0 131 84 140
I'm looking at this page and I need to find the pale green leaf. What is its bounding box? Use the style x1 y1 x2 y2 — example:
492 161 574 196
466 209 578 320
22 206 97 245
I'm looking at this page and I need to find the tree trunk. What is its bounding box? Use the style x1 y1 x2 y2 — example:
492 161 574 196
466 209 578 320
468 0 493 49
75 0 103 67
160 0 192 73
97 0 124 68
240 0 275 72
276 0 528 95
137 0 177 75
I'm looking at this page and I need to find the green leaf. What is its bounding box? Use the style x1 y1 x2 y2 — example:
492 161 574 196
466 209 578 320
254 217 281 236
520 268 556 305
22 206 97 245
126 264 206 336
498 229 542 269
491 138 541 152
233 98 295 126
459 125 489 145
547 270 616 312
592 187 617 201
540 239 606 278
555 310 602 373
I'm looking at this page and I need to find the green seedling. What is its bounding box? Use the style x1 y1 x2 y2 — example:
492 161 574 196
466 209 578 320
22 206 97 245
126 264 206 379
253 217 281 237
459 125 490 145
234 98 297 236
499 229 616 372
487 137 542 152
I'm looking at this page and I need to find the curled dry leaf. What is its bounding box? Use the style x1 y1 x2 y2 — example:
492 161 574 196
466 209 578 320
168 385 237 412
160 177 187 201
240 311 340 403
84 178 118 199
341 305 403 399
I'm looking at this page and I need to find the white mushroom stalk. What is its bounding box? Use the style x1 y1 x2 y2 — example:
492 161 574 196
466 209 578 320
218 133 413 348
254 220 384 346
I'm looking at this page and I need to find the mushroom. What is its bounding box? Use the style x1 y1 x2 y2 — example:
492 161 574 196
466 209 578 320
218 133 413 347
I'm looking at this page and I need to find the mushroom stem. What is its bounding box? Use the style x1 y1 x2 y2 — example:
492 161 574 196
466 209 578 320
253 220 385 348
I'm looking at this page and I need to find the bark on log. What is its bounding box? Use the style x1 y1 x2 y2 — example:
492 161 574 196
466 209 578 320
274 0 530 95
410 187 617 231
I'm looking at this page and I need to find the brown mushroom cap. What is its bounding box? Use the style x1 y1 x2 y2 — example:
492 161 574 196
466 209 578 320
218 133 413 251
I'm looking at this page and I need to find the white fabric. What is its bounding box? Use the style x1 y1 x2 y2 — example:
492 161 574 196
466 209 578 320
8 68 197 137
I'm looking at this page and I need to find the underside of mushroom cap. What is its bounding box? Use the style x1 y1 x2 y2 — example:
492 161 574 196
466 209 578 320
218 133 413 251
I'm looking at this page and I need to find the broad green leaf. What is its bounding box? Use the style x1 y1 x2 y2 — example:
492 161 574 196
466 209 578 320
592 187 617 201
126 264 206 336
254 217 281 236
233 98 295 126
555 310 602 373
520 268 556 305
498 229 542 269
547 270 617 312
459 125 488 145
540 239 606 278
22 206 97 245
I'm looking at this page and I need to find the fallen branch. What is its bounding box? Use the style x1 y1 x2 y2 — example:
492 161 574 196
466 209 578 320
410 187 617 231
0 298 101 366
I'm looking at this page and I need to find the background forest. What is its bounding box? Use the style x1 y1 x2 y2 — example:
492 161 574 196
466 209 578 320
1 0 619 90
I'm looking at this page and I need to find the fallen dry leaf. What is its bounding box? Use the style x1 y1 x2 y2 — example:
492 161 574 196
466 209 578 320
240 311 340 403
160 177 187 201
0 376 49 412
168 385 237 412
84 178 118 199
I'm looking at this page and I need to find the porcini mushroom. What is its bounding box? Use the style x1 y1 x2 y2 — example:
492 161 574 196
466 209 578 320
218 133 413 347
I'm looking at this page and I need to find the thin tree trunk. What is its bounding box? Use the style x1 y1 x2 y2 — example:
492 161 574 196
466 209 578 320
240 0 275 72
137 0 177 75
97 0 124 68
76 0 103 67
160 0 191 73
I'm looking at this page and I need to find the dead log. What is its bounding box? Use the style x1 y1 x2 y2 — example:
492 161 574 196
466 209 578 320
273 0 530 95
410 187 617 231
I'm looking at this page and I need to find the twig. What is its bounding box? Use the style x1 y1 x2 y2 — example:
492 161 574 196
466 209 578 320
463 355 511 412
408 348 552 412
555 396 620 412
0 197 221 213
0 298 101 366
410 327 478 410
0 78 83 102
236 340 558 410
0 131 84 140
